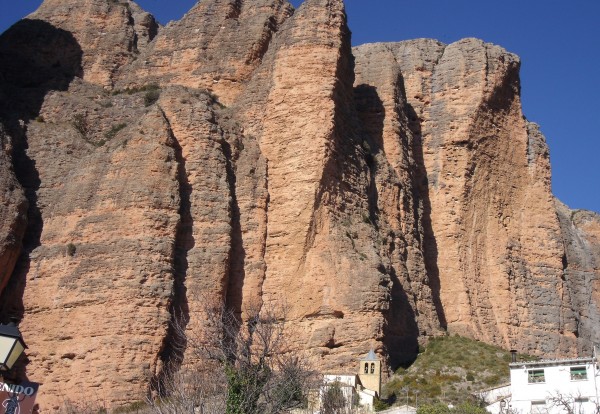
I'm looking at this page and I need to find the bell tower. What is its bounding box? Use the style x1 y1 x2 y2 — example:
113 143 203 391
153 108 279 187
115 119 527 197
357 349 381 396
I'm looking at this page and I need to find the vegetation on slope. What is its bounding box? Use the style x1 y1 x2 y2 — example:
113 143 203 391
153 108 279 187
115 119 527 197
382 335 536 408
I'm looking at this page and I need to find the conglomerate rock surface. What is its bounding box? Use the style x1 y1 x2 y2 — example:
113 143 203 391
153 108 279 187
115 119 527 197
0 125 28 294
0 0 598 409
353 40 584 355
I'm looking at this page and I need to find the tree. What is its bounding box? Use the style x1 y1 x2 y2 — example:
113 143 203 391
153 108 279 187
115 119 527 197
416 401 488 414
320 382 354 414
148 299 317 414
546 390 600 414
147 364 225 414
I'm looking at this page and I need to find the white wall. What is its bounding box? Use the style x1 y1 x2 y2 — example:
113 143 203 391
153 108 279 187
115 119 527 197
324 374 357 388
479 384 511 405
509 361 599 414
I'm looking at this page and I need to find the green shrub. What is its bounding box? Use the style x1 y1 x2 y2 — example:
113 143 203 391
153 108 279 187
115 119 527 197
144 89 160 107
374 398 390 411
113 401 147 413
35 115 45 123
417 403 453 414
104 123 127 140
112 83 160 95
66 243 76 257
453 402 488 414
417 402 487 414
71 114 88 137
206 90 225 107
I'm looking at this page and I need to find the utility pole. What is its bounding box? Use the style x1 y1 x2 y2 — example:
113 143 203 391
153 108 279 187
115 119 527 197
401 386 409 413
594 343 599 409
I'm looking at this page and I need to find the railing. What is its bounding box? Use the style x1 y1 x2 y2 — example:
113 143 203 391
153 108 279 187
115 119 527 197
528 375 545 383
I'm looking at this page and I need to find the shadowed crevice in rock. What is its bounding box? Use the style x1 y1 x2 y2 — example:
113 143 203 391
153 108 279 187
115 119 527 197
405 101 447 331
153 110 192 389
353 82 421 369
0 153 27 297
226 0 244 20
222 139 246 317
0 125 40 324
485 58 521 113
354 84 381 228
0 19 82 324
0 19 82 384
310 2 364 233
385 266 420 370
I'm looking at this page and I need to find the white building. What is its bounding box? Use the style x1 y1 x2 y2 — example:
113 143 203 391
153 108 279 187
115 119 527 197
322 373 378 410
485 354 600 414
478 384 511 413
309 350 382 413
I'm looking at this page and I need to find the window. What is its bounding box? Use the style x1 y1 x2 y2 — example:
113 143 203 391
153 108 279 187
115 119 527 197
528 369 545 383
531 401 546 414
364 363 368 374
570 366 587 381
370 363 375 374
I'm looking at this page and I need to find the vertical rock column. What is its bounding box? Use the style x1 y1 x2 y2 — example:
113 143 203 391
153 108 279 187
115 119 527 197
158 88 233 359
394 38 572 354
13 101 182 408
236 0 395 369
0 125 28 295
353 43 443 363
258 0 351 313
555 200 600 354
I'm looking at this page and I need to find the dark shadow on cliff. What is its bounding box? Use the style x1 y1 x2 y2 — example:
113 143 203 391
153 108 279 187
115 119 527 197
353 85 381 228
0 18 83 377
404 101 447 332
354 83 421 370
152 111 193 394
222 139 246 320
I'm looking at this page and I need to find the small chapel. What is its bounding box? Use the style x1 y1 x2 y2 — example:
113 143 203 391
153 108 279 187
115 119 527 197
319 350 382 412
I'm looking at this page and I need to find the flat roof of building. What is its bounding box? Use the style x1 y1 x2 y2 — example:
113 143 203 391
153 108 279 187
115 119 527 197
509 356 594 369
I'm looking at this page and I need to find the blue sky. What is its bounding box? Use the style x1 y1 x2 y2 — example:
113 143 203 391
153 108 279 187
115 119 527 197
1 0 599 213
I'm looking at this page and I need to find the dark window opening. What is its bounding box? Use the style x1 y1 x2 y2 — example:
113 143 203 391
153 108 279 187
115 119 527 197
571 366 587 381
528 369 545 383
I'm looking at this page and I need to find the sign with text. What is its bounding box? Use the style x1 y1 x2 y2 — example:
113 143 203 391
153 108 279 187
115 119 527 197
0 381 39 414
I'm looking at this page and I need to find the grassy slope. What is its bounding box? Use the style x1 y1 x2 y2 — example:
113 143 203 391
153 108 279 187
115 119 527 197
382 335 535 407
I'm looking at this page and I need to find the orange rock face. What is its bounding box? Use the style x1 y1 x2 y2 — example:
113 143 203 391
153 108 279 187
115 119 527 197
119 0 294 105
0 0 598 409
0 126 28 294
29 0 159 88
354 39 593 355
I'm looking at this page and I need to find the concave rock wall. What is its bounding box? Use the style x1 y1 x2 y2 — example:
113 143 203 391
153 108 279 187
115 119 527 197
353 39 586 355
0 0 598 409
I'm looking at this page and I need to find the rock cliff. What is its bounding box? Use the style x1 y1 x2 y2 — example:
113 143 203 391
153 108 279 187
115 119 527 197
353 39 584 355
0 0 598 409
0 125 27 294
